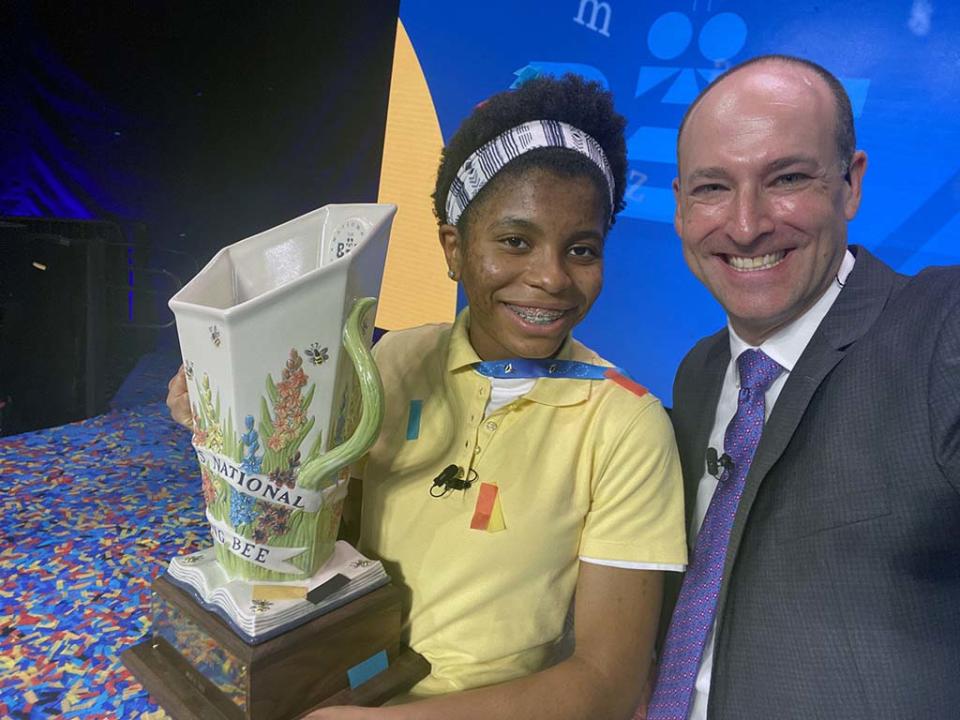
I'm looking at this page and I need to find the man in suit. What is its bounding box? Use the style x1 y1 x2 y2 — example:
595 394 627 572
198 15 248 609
644 55 960 720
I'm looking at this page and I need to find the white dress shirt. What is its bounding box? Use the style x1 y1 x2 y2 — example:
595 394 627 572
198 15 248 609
687 249 855 720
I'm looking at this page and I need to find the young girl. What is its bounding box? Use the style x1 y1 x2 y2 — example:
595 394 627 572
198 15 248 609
169 75 686 720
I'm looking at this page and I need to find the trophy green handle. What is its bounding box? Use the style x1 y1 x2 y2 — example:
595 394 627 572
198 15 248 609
297 297 384 490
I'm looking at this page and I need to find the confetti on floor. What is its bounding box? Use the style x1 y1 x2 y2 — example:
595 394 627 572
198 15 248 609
0 401 207 717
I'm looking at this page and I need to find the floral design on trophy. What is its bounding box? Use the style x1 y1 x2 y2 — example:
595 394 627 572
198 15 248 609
189 339 366 583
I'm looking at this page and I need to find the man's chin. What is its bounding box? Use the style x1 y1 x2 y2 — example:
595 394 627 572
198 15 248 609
727 308 792 345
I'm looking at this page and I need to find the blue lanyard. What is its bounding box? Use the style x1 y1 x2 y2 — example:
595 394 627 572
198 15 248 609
473 358 623 380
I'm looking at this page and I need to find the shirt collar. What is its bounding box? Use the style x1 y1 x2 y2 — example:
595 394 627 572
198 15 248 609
728 248 856 373
446 307 484 372
445 307 592 407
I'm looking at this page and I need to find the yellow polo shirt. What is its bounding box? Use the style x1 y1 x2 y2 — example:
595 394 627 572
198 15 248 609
359 310 686 697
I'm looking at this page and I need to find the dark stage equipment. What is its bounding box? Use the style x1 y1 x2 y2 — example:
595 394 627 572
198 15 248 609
0 217 174 435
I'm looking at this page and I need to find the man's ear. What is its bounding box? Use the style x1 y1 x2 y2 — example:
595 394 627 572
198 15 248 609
844 150 868 220
439 224 462 280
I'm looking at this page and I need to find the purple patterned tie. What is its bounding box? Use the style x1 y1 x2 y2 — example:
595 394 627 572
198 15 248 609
644 349 783 720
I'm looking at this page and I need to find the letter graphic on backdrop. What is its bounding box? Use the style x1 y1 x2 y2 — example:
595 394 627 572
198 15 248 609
573 0 613 37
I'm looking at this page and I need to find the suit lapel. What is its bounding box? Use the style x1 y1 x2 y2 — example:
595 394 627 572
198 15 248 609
714 247 900 621
660 332 729 643
685 337 729 524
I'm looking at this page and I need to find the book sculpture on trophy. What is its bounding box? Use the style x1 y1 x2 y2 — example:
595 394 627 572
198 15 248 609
123 204 428 720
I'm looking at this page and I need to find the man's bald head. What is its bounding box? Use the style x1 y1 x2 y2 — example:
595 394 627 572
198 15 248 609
676 55 855 174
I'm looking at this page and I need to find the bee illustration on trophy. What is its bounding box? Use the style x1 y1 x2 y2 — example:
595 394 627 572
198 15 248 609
305 342 330 366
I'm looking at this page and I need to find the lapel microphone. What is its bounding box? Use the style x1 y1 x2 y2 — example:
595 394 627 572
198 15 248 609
706 447 734 480
430 464 477 497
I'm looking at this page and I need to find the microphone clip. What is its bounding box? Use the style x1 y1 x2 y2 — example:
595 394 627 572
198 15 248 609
706 447 734 480
430 464 477 497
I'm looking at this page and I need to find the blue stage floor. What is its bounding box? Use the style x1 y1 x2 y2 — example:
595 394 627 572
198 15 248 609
0 400 202 718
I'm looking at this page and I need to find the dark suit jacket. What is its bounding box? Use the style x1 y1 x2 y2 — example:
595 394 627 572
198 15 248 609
669 246 960 719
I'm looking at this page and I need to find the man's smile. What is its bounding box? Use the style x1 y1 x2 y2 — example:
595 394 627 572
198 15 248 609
723 250 787 272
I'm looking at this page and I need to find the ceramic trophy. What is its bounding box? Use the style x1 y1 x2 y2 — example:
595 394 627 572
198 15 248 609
123 204 428 720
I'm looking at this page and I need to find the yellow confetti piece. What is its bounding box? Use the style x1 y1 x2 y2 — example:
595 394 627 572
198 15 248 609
140 711 168 720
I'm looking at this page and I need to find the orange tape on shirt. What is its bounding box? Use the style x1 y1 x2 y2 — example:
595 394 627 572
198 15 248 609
604 369 649 397
470 482 499 531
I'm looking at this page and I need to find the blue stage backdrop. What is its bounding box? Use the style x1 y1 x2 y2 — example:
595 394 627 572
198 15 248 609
399 0 960 401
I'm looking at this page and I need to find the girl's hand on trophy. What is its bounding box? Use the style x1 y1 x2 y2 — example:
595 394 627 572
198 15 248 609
166 365 193 429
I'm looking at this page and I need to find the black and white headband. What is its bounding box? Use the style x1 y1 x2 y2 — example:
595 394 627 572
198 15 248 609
444 119 616 226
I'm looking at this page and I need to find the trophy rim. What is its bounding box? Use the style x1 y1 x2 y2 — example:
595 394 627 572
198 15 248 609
168 202 397 322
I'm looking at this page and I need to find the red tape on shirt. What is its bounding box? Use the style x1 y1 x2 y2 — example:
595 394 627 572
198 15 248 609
470 482 499 531
604 369 649 397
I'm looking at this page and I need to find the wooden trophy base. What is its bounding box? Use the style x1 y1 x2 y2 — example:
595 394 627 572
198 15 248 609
122 574 429 720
